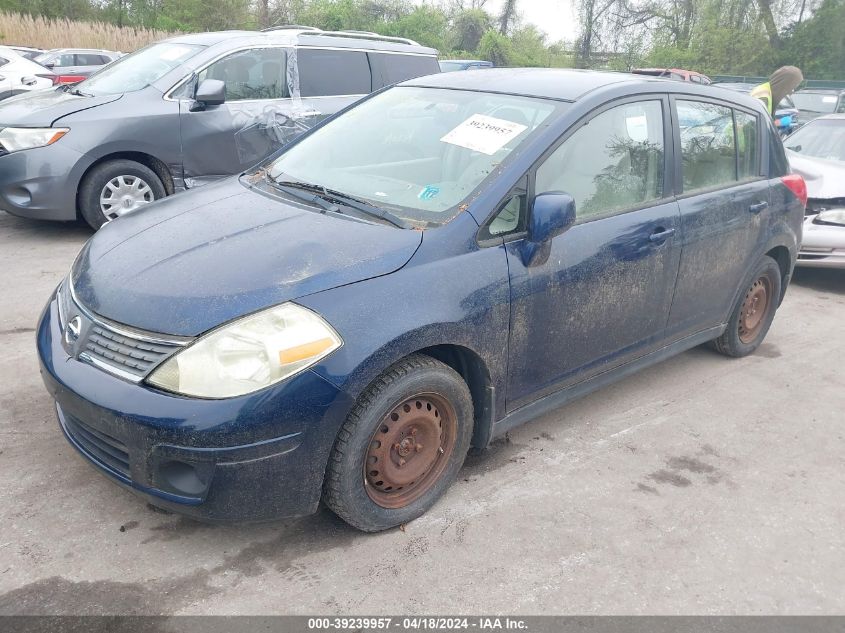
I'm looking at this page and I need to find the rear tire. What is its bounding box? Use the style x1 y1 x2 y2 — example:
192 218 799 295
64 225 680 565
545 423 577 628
323 354 473 532
78 159 165 229
711 255 782 357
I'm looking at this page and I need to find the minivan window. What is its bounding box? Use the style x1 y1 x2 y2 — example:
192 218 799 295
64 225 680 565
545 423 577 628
198 48 287 101
76 42 204 96
373 53 439 85
678 100 736 191
296 48 371 96
267 86 564 225
535 100 665 221
735 110 759 179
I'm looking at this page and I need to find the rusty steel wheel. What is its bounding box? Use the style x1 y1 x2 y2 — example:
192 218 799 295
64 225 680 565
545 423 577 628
711 256 782 358
737 276 772 344
365 394 457 509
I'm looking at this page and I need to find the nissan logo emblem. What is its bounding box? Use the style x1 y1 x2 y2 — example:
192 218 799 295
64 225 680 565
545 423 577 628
65 316 82 344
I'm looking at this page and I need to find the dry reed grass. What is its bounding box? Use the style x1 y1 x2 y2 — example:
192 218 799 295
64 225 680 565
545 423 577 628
0 11 178 52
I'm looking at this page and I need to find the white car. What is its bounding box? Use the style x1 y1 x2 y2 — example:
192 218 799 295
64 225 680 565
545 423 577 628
0 46 54 101
785 114 845 269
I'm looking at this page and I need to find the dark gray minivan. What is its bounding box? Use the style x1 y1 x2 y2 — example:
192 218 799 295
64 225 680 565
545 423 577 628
0 28 439 228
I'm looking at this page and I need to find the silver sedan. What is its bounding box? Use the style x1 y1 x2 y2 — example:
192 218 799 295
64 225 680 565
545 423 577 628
785 114 845 268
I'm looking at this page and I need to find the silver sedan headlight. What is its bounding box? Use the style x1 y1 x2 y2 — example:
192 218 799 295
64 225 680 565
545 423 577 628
146 303 342 398
0 127 69 153
814 209 845 226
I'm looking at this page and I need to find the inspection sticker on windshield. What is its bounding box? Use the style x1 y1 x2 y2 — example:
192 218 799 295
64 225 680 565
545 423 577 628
440 114 528 155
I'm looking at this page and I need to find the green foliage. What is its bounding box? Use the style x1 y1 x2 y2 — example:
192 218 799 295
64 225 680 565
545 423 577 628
478 29 515 66
2 0 842 78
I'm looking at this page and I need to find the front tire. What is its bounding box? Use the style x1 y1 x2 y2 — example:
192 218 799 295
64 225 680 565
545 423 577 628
78 159 165 229
711 255 782 357
323 354 473 532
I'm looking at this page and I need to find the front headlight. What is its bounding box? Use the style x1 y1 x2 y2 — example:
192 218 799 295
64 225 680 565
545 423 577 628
146 303 342 398
0 127 69 153
814 209 845 227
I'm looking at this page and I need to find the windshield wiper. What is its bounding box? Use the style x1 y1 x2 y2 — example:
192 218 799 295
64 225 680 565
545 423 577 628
271 176 411 229
281 180 411 229
264 174 340 214
68 86 92 97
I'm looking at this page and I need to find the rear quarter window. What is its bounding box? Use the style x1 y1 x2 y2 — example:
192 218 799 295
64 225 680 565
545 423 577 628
768 125 789 177
372 53 439 86
296 48 372 97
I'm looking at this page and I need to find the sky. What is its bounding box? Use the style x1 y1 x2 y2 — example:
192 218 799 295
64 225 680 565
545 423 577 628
482 0 580 43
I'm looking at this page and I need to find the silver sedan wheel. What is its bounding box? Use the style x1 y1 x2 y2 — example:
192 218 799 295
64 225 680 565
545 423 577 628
99 175 155 220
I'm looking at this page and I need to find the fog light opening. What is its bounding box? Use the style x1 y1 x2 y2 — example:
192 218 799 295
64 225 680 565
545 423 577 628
158 460 207 496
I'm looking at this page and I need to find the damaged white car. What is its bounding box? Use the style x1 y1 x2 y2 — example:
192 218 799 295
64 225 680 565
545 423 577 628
785 113 845 268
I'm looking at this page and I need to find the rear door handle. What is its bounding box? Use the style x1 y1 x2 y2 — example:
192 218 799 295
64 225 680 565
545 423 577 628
649 227 676 243
749 201 769 214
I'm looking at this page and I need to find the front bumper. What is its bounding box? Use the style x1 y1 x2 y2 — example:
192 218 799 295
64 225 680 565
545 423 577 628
37 294 355 522
0 142 90 221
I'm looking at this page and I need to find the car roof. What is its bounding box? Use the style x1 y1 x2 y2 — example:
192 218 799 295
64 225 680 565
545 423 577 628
168 29 438 55
404 68 760 107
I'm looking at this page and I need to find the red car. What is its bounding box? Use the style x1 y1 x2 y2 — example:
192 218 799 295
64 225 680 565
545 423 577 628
632 68 712 84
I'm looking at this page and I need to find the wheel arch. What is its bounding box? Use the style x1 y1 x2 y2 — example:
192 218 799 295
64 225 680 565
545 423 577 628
764 244 792 304
414 344 496 451
75 151 176 217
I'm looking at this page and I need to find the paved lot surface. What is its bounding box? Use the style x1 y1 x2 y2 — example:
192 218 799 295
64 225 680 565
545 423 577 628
0 209 843 615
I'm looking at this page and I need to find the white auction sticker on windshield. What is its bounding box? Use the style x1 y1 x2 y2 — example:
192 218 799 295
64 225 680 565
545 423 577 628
440 114 528 155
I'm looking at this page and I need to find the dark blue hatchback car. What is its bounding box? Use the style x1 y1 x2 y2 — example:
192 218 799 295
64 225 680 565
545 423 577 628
37 69 806 531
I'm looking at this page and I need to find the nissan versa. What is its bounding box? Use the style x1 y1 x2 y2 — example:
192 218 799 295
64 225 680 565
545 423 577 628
37 69 806 532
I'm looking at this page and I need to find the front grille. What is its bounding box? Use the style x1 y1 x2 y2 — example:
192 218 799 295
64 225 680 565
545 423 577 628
62 410 130 478
83 325 179 378
60 277 190 382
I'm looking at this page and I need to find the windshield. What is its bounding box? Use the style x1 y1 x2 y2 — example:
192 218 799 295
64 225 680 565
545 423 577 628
784 119 845 162
791 92 840 113
439 62 465 72
75 42 204 96
267 86 565 226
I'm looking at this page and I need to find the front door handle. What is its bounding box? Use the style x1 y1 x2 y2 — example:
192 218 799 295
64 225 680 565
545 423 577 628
749 201 769 214
649 227 676 243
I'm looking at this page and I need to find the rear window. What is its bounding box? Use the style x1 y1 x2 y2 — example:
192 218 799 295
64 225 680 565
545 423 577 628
373 53 439 86
296 48 372 97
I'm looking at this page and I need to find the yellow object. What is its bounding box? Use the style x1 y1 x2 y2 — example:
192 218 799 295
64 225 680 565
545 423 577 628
750 82 773 115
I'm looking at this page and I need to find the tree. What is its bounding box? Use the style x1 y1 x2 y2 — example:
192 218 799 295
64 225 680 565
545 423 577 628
498 0 517 34
450 8 491 53
478 28 514 65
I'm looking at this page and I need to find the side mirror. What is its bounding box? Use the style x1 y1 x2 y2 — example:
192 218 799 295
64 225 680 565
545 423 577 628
522 192 576 266
44 62 55 69
194 79 226 108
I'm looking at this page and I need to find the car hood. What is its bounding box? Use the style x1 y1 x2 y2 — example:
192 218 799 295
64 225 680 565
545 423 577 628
0 88 122 126
72 179 423 336
786 149 845 199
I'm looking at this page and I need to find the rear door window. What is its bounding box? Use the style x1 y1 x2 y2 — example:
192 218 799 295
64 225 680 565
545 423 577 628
198 48 287 101
677 100 737 191
296 48 371 96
